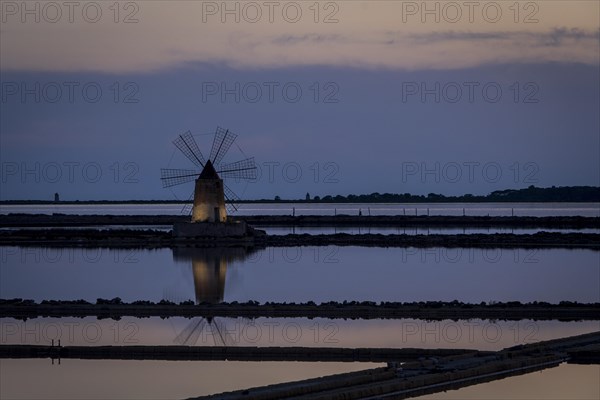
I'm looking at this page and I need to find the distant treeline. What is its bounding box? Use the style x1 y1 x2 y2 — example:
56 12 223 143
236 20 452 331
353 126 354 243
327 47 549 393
264 186 600 203
1 298 597 308
1 185 599 204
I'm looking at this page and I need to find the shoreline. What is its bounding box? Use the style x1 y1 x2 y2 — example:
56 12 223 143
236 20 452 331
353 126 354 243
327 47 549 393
1 229 599 249
1 214 599 228
2 300 598 321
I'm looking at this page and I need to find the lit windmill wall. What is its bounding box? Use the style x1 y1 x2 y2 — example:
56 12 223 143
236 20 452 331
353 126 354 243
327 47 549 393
192 161 227 222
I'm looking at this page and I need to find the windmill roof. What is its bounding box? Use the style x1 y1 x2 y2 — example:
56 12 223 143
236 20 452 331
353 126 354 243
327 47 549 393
199 160 220 180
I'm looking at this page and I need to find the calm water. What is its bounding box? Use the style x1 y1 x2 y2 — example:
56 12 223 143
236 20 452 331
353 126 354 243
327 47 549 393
2 317 598 351
0 359 381 400
1 244 599 398
2 203 599 398
0 360 597 400
1 246 598 304
1 202 599 217
1 316 598 399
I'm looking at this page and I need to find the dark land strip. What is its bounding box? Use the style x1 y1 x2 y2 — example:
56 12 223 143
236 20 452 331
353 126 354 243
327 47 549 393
2 300 598 321
0 345 478 362
2 214 600 229
1 229 599 249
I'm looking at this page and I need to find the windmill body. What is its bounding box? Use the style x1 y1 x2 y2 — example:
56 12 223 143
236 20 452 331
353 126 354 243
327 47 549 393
161 127 260 237
192 160 227 223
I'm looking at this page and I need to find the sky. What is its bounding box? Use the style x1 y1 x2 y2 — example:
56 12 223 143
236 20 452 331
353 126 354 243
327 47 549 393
1 0 599 200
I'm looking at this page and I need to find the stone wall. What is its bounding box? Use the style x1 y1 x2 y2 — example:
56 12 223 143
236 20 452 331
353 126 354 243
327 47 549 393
173 221 247 237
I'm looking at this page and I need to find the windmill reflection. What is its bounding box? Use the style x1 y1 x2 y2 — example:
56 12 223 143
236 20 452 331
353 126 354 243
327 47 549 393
171 246 255 346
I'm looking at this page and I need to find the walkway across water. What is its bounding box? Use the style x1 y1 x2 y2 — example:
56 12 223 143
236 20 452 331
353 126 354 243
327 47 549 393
2 331 597 399
192 331 600 400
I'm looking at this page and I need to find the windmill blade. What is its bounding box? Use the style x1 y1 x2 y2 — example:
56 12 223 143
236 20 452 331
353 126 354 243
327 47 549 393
210 127 238 166
174 318 206 346
173 131 206 168
225 199 239 215
211 318 236 347
217 157 257 180
184 318 207 346
224 184 240 214
160 168 199 188
181 190 194 215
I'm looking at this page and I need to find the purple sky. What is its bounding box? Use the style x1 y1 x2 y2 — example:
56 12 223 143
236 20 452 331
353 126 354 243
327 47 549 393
1 1 599 200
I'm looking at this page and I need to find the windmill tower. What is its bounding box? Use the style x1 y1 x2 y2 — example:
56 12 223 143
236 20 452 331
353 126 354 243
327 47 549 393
193 160 226 222
161 127 257 227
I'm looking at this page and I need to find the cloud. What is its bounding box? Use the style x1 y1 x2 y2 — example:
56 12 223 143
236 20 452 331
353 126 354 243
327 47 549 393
271 34 343 46
543 27 600 47
401 27 600 48
1 0 598 73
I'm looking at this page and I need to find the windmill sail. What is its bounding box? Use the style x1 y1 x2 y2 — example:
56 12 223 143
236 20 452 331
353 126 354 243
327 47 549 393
223 184 241 214
173 317 234 346
217 157 257 180
210 319 235 346
173 131 206 168
160 168 199 188
174 318 206 346
181 190 194 215
210 127 238 166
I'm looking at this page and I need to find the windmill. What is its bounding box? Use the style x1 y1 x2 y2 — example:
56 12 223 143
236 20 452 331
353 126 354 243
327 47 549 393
161 127 257 222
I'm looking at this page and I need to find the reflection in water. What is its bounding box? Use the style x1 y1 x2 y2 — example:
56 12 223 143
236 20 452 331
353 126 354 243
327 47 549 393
418 363 600 400
1 246 598 303
0 359 381 400
170 247 256 345
2 316 598 351
172 246 255 304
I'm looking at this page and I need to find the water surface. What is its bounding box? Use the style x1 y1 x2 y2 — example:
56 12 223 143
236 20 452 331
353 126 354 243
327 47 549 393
0 359 381 400
2 317 598 351
418 363 599 400
1 246 598 304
